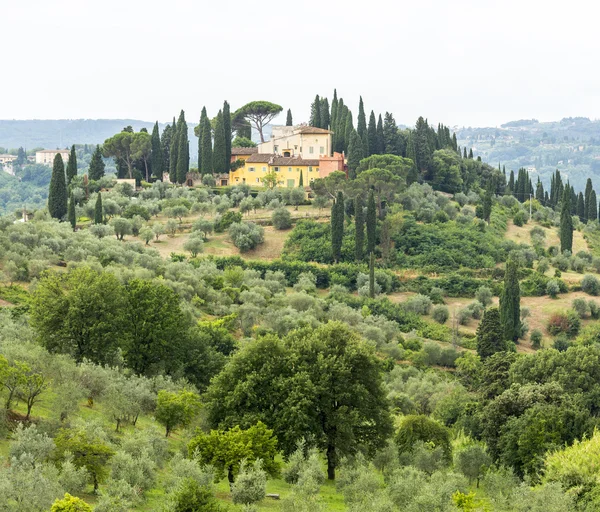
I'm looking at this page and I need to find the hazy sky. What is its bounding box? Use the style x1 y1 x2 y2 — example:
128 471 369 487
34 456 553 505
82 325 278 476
3 0 599 128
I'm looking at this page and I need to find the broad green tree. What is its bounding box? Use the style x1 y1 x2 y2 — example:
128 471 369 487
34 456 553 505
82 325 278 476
103 131 135 178
131 131 152 182
48 153 68 219
50 493 92 512
234 101 283 142
156 389 201 437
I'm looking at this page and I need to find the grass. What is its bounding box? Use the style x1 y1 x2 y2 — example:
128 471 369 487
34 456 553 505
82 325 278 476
505 219 589 253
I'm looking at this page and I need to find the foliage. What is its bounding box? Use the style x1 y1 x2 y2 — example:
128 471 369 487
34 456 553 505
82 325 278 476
50 493 92 512
228 222 264 252
272 207 292 230
156 389 201 437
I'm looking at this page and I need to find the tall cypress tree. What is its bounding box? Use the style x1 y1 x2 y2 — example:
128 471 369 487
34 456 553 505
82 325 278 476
94 192 103 224
367 111 377 157
334 100 346 153
151 122 163 181
299 170 303 187
347 130 364 180
585 178 593 220
355 195 364 262
476 307 506 359
331 191 344 263
310 94 321 127
499 257 521 343
535 178 544 203
357 97 367 151
577 192 585 222
48 154 67 220
366 190 377 255
213 110 227 174
223 101 232 171
175 110 189 184
161 123 173 173
369 251 375 299
286 109 293 126
560 187 574 253
376 114 385 155
383 112 400 155
88 145 105 181
320 97 330 129
66 145 77 185
482 189 492 222
330 90 338 149
201 111 213 175
68 192 76 230
169 116 179 182
590 190 598 222
198 107 207 173
344 111 354 154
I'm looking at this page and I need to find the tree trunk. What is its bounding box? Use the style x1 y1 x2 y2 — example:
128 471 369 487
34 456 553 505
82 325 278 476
326 444 336 480
228 466 235 487
144 160 149 182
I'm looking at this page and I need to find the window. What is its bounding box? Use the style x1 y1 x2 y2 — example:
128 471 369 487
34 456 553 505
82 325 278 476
320 146 324 154
309 146 314 154
274 145 278 152
249 167 255 172
256 178 260 183
288 167 292 172
297 168 301 173
262 166 266 172
308 166 313 172
316 167 319 172
274 166 279 172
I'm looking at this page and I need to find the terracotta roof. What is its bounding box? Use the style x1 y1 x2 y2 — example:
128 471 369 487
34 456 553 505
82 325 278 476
246 153 275 163
273 156 319 166
231 147 258 156
295 127 333 135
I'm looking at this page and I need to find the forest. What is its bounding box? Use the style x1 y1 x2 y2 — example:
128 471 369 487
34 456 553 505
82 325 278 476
2 91 600 511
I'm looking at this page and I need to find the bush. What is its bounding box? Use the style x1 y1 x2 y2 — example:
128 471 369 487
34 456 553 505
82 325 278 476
475 286 493 307
530 329 543 349
404 294 432 315
572 298 589 318
272 207 292 230
214 211 242 233
466 301 483 320
553 335 572 352
231 461 266 506
229 222 265 252
589 301 600 319
122 204 151 221
457 308 471 325
582 274 600 295
513 211 527 227
546 279 560 298
547 311 581 337
428 287 445 304
432 305 449 324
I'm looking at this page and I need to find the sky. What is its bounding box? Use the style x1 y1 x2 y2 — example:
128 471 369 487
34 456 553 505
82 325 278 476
2 0 599 128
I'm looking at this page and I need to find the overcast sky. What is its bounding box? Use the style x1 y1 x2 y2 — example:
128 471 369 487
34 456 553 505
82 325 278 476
2 0 598 128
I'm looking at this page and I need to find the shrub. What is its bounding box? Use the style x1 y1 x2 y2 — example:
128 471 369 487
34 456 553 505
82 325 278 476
192 219 214 241
537 258 550 274
214 211 242 233
553 335 572 352
231 461 266 506
546 279 560 298
589 301 600 319
582 274 600 295
272 207 292 230
428 287 445 304
530 329 543 349
122 204 150 221
432 305 449 324
475 286 493 307
229 222 264 252
513 211 526 227
547 311 581 337
404 294 432 315
466 301 483 320
572 298 589 318
457 309 471 325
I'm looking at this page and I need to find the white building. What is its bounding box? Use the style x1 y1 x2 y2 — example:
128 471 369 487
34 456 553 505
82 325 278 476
36 149 70 166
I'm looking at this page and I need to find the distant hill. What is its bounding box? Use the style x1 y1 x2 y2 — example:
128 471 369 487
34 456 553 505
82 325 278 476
0 119 197 154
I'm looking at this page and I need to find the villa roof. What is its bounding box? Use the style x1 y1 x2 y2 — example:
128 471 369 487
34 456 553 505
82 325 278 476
231 147 258 156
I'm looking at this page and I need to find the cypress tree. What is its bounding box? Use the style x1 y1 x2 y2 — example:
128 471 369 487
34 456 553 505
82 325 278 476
463 147 468 159
560 187 574 253
571 186 577 215
482 189 492 222
347 130 364 179
201 111 213 175
213 110 227 174
585 178 593 221
367 111 377 156
376 114 384 155
286 109 293 126
310 94 321 127
577 192 585 222
88 145 105 181
68 192 76 230
48 154 67 220
335 101 346 153
161 123 173 173
369 251 375 299
223 101 232 171
169 116 178 182
476 307 506 359
94 192 103 224
355 195 364 262
535 178 544 203
151 122 163 181
299 170 303 187
176 110 189 184
357 97 367 150
330 90 338 149
468 148 474 159
344 111 354 154
383 112 400 155
320 97 330 129
366 190 377 254
331 191 344 263
66 145 77 185
499 257 521 343
590 190 598 222
508 170 515 193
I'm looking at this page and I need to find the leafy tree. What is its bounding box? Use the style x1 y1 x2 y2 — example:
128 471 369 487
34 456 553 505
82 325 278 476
103 131 135 178
212 110 227 174
454 445 491 488
50 493 92 512
66 145 78 185
289 187 305 210
30 267 126 364
261 170 282 189
110 217 132 240
286 108 293 126
366 190 377 254
560 187 573 252
156 389 201 437
499 258 521 343
176 110 189 184
331 191 344 263
67 192 76 230
48 153 68 219
151 121 163 180
183 237 204 257
88 145 105 181
94 192 103 224
355 195 365 262
207 322 392 480
167 478 224 512
477 307 506 359
231 136 256 148
55 428 115 492
188 422 279 483
395 415 452 462
272 207 292 230
234 101 283 142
